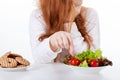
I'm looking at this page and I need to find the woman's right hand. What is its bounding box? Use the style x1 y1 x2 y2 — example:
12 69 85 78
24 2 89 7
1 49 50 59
49 31 75 56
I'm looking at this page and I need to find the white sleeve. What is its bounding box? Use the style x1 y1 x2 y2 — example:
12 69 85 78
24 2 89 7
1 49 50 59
72 8 100 54
29 10 60 64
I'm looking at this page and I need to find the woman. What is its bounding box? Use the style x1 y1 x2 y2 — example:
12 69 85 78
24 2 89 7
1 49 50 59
29 0 100 64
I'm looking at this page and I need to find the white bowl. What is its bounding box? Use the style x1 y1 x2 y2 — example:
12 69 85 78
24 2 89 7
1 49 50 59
0 66 30 72
64 64 106 74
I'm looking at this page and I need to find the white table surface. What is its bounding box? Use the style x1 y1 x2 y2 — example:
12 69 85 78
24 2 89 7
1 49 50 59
0 62 119 80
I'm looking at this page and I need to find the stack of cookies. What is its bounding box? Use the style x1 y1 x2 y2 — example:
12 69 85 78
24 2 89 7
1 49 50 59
0 51 30 68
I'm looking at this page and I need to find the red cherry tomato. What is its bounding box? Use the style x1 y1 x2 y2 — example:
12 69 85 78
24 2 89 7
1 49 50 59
68 58 80 66
90 59 99 67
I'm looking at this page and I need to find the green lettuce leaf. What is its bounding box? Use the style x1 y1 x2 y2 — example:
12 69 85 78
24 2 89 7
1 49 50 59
75 49 103 61
79 60 88 67
94 49 103 59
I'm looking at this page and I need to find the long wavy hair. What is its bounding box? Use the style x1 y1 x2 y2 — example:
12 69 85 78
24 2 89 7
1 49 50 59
38 0 92 49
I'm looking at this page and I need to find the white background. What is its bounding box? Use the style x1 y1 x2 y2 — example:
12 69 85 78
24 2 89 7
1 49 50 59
0 0 120 65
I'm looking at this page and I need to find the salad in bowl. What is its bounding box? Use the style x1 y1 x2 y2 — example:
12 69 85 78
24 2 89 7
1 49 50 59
63 49 112 74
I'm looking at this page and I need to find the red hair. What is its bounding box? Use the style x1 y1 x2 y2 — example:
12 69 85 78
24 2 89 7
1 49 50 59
38 0 92 49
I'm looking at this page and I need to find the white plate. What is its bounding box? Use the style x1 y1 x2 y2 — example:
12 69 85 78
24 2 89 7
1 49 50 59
64 64 106 74
0 66 30 72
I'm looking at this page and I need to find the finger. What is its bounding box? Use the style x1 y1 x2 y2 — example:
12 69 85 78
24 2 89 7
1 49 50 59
51 37 60 50
61 33 69 49
69 46 75 56
66 33 75 56
56 36 64 49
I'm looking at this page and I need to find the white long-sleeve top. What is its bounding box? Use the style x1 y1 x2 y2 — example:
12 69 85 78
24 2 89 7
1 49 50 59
29 8 100 64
